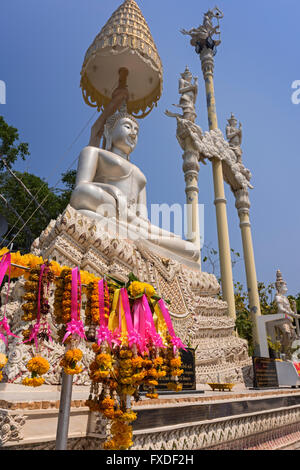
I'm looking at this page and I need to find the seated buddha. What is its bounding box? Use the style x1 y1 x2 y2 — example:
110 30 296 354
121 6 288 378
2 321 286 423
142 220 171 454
70 109 200 265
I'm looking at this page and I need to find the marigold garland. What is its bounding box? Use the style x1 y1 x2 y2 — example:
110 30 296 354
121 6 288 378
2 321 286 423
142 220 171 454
0 353 8 382
22 356 50 387
0 250 187 450
60 348 83 375
128 281 156 299
85 280 110 326
21 264 54 342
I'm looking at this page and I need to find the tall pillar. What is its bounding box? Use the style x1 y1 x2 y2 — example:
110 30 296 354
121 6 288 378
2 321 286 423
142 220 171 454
165 67 202 268
200 47 236 320
182 146 201 264
234 188 261 355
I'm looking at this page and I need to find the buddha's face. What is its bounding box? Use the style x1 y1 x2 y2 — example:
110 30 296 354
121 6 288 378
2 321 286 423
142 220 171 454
111 117 139 156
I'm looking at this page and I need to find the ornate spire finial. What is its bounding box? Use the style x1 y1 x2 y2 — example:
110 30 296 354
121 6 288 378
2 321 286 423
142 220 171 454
181 6 224 55
275 269 286 291
81 0 163 118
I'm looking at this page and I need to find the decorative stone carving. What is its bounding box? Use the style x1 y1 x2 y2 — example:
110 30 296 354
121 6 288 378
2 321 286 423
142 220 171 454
131 404 300 450
0 411 26 446
272 270 300 357
22 205 252 386
165 66 198 123
180 8 224 49
80 0 163 118
226 113 243 163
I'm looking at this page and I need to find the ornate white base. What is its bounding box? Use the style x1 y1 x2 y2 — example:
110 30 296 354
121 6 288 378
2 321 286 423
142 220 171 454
2 386 300 451
2 205 251 386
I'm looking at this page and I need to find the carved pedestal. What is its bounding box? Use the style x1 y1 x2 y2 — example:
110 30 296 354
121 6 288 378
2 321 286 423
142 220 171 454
2 205 252 386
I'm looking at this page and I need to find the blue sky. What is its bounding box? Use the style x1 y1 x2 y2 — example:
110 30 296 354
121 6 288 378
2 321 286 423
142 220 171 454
0 0 299 295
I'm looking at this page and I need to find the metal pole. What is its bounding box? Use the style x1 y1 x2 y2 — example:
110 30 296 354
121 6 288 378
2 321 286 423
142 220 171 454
55 371 73 450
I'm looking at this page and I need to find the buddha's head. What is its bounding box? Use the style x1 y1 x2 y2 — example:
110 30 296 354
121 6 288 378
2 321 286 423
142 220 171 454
104 111 139 159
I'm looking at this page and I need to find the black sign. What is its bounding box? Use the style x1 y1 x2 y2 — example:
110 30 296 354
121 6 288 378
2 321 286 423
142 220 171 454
252 356 279 388
157 348 196 391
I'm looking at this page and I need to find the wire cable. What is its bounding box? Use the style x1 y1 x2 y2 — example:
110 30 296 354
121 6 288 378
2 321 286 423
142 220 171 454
1 110 98 248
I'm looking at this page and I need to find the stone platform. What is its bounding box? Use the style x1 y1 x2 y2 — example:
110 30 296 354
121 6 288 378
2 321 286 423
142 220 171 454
2 383 300 450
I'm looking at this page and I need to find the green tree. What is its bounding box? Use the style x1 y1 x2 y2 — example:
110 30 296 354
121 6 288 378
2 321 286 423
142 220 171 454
0 171 63 251
56 169 77 209
0 116 76 251
0 116 29 170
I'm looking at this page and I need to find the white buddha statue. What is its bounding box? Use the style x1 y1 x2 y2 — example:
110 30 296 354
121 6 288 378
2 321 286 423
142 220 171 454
70 109 200 265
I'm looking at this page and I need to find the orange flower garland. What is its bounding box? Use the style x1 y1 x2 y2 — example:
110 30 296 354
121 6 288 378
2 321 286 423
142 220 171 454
22 356 50 387
85 280 110 326
60 348 83 375
54 268 72 325
0 353 8 382
21 268 40 322
0 249 187 449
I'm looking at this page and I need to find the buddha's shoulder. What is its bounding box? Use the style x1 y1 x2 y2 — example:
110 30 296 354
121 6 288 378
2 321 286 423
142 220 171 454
81 147 122 165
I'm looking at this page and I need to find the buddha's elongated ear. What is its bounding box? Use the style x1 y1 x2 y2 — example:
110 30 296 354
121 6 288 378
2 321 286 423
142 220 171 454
104 124 112 150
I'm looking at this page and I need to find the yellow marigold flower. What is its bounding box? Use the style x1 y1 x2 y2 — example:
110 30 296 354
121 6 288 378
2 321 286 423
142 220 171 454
96 353 112 368
103 409 115 419
23 292 36 301
103 439 117 450
101 397 115 408
92 370 110 380
170 357 182 368
22 377 45 387
171 368 184 377
72 349 83 362
167 382 183 392
22 302 36 312
157 370 167 378
92 343 101 354
147 379 158 386
119 411 137 423
120 377 133 385
49 260 62 277
146 392 159 399
120 385 136 395
153 357 164 367
128 281 156 298
65 349 83 363
64 365 83 375
147 368 158 378
132 372 146 383
0 353 8 369
119 349 132 359
128 281 143 297
119 358 132 369
0 247 9 257
131 356 144 369
27 357 50 375
143 283 156 298
143 359 153 368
